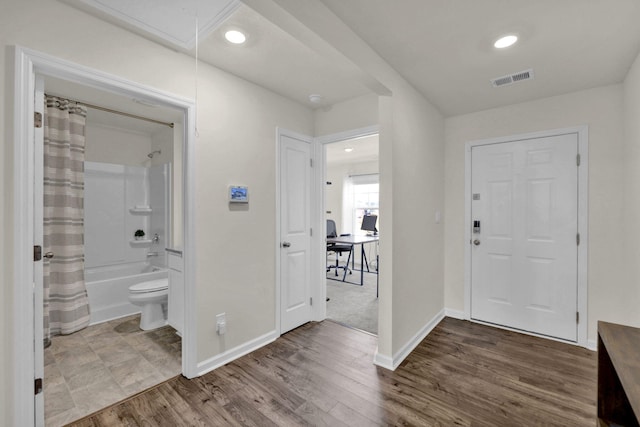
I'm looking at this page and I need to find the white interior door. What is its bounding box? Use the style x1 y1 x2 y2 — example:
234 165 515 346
471 133 579 341
280 133 312 334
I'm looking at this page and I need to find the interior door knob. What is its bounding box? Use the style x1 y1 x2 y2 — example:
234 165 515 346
282 242 291 248
473 240 480 246
43 252 54 259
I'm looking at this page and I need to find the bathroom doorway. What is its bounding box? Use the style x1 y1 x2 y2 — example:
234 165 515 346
40 76 187 425
12 47 197 427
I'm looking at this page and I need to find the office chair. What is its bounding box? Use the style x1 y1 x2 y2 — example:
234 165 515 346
326 219 353 277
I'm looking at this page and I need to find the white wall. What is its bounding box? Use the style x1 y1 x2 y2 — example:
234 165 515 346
0 3 313 425
444 84 629 343
315 93 379 136
622 51 640 329
85 122 152 166
294 0 446 361
388 85 445 355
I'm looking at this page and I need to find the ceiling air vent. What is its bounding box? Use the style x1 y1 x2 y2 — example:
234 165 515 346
491 68 534 88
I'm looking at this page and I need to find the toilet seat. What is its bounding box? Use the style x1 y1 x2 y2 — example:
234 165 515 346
129 278 168 294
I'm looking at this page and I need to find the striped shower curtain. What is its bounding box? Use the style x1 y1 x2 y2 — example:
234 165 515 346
43 95 90 346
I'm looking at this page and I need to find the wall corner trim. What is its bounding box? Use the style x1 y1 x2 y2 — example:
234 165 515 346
376 309 445 371
196 330 279 377
373 349 394 370
444 308 466 320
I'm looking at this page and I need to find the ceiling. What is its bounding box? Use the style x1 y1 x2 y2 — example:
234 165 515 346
195 5 372 109
65 0 372 110
66 0 241 50
320 0 640 116
63 0 640 117
326 135 379 165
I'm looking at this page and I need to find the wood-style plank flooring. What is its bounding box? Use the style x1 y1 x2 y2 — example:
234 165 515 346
67 318 597 426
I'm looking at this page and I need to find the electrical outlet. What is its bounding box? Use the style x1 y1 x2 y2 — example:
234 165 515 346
216 313 226 335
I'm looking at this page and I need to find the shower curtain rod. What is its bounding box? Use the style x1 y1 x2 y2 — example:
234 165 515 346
45 94 175 129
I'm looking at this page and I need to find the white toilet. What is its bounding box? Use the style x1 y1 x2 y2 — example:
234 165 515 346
128 278 168 330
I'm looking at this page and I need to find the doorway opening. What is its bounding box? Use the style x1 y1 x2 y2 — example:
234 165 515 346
324 133 379 335
13 47 197 427
40 76 186 425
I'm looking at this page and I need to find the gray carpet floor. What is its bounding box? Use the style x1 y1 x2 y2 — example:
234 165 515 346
326 269 378 335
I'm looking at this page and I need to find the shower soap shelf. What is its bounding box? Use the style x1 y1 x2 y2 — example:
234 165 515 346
130 207 152 214
130 239 152 246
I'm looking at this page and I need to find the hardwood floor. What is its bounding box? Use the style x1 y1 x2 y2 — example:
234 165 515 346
67 318 597 426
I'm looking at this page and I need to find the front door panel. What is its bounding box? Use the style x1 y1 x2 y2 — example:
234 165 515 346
471 134 578 341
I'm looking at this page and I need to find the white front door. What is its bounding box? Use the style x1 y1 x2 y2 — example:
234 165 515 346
279 133 312 334
471 133 579 341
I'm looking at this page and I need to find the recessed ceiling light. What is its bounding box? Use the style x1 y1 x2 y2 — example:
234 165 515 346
344 147 354 153
494 35 518 49
309 94 323 104
225 30 246 44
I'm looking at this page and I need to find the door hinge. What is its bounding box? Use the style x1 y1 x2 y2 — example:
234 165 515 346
310 158 313 167
34 245 42 261
310 228 313 237
34 378 43 395
310 297 313 306
576 153 581 166
34 112 42 128
576 312 579 323
576 233 580 246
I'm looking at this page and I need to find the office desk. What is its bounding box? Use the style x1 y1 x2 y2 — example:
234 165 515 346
327 235 379 291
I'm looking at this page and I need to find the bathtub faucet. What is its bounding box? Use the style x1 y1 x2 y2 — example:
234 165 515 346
146 252 159 258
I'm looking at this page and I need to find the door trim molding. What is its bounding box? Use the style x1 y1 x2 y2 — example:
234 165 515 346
463 126 589 347
12 46 198 426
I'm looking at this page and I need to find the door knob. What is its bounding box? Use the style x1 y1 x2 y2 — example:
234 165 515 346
43 252 54 259
473 240 480 246
281 242 291 248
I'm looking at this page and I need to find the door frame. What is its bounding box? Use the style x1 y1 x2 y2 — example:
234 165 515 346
464 126 589 347
12 46 198 426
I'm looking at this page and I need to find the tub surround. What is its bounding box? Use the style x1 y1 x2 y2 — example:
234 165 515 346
84 161 172 325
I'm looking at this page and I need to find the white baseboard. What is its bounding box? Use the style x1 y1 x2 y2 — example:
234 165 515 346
586 339 597 351
196 330 279 376
444 308 465 320
372 348 394 370
374 309 445 371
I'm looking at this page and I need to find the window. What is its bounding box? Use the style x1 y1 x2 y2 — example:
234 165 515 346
343 174 379 235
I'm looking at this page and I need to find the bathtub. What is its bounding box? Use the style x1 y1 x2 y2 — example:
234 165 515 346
85 262 168 325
